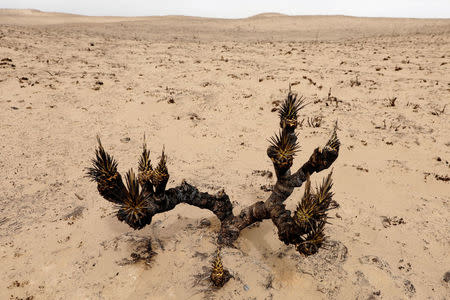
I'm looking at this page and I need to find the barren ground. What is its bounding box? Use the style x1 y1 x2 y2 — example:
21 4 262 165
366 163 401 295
1 9 449 300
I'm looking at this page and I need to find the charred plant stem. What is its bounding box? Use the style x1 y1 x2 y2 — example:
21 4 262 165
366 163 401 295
88 90 340 253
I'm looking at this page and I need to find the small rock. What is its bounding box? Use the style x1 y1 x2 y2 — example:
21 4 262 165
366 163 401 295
403 279 415 296
63 206 86 220
359 255 390 272
189 113 201 120
192 251 208 260
443 271 450 283
243 284 249 291
120 137 130 143
252 170 273 178
199 218 211 227
356 165 369 172
381 216 405 228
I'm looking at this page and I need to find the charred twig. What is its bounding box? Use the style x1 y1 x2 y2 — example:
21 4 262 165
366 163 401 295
350 76 361 87
431 104 447 116
327 88 340 108
307 116 323 128
386 97 397 107
302 75 317 86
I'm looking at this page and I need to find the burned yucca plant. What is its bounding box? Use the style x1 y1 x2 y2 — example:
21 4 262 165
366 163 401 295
278 92 306 130
210 249 231 287
87 88 340 288
294 172 336 232
296 220 326 256
116 169 153 230
87 137 126 205
267 130 299 175
324 123 340 153
138 141 153 194
150 149 169 196
294 172 338 255
294 177 315 232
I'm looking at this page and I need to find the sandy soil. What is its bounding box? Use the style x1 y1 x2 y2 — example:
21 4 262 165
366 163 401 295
1 9 449 300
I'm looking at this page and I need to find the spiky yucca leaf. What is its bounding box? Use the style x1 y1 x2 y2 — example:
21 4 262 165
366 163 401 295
294 172 337 233
296 220 326 256
150 148 169 189
87 137 126 205
294 176 315 232
211 249 228 287
314 172 337 209
138 141 154 193
279 92 306 129
117 169 152 230
267 130 299 168
138 142 152 176
87 137 117 180
324 122 340 153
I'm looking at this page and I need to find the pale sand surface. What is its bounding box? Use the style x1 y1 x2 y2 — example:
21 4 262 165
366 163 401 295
0 9 449 300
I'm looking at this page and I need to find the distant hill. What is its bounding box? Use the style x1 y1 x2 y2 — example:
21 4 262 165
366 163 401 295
249 12 288 18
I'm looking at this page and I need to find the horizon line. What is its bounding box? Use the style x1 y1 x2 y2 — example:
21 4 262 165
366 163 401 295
1 8 449 20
